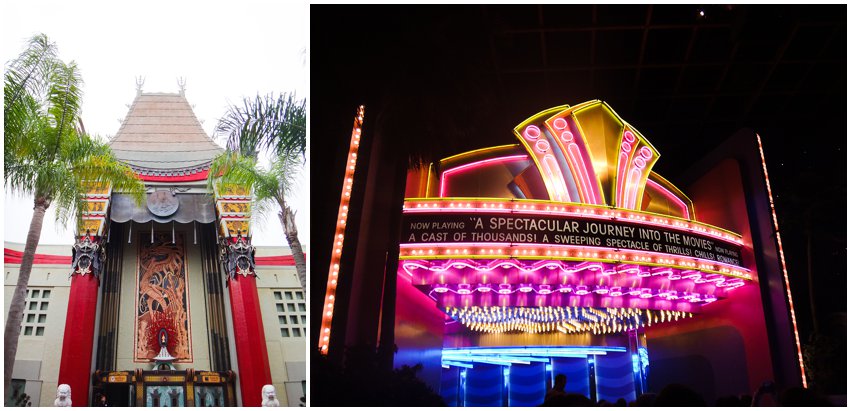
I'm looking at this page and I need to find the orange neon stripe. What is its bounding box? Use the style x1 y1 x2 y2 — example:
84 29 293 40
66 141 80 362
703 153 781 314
756 133 807 388
319 105 365 355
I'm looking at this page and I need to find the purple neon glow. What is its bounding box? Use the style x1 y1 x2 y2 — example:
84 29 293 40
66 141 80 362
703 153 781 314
439 155 530 197
623 130 636 143
400 242 749 276
645 179 691 219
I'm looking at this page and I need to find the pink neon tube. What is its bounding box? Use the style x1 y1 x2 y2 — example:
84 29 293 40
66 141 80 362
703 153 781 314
567 143 598 204
440 155 529 197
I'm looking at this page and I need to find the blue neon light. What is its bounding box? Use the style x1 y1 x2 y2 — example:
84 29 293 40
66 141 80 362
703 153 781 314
632 354 640 374
441 346 627 368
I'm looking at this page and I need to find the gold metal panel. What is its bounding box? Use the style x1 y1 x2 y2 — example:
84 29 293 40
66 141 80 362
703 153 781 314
542 103 604 204
224 220 250 237
512 105 572 202
571 101 625 206
621 125 660 210
218 202 251 214
200 375 221 383
643 171 695 219
82 181 111 195
216 183 250 197
143 375 185 383
107 375 128 383
84 201 108 213
78 219 102 236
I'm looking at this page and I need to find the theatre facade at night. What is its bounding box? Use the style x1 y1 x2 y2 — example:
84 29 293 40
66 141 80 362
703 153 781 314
4 90 304 407
319 100 805 406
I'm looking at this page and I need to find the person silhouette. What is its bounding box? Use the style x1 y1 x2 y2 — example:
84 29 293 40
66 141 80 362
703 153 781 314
544 374 568 403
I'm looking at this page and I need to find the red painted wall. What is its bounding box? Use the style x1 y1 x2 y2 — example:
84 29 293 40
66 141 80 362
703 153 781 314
645 159 774 399
4 248 70 265
227 275 273 407
394 273 447 392
57 274 99 407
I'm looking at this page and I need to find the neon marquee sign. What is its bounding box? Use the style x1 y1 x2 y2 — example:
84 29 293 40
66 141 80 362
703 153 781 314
401 212 743 267
399 100 753 335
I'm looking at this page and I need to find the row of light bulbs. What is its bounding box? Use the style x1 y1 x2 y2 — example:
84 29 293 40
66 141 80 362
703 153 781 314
450 305 694 335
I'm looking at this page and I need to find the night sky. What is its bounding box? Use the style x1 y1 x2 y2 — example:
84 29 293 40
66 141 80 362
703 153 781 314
311 5 846 344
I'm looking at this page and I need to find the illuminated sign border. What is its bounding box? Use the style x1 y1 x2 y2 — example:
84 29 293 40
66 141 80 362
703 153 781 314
401 212 743 267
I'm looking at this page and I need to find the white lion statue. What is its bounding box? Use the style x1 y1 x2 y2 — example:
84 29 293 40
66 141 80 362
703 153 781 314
54 384 72 407
261 384 280 407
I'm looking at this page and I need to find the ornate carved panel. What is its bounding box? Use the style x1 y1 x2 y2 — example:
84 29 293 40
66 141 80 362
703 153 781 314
134 232 193 362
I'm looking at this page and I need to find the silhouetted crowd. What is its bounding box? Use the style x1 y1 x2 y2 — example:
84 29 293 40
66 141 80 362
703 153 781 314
542 380 835 407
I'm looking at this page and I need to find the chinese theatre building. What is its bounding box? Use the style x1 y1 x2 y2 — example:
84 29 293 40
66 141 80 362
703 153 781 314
319 101 805 406
4 90 305 407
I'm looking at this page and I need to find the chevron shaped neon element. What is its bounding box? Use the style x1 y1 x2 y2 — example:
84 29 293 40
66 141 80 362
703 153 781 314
513 105 576 203
542 101 604 205
512 101 669 211
614 126 659 210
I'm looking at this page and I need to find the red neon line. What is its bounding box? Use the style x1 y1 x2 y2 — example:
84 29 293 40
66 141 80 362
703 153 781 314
439 155 529 198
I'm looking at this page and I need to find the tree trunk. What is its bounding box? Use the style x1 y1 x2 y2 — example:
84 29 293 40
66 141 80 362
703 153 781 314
4 196 50 392
277 196 306 290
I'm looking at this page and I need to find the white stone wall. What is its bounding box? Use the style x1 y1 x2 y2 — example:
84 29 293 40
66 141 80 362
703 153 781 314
255 245 307 407
4 241 305 407
4 243 72 407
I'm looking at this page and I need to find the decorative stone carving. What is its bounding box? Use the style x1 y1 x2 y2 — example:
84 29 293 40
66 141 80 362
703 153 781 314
261 384 280 407
147 190 180 217
71 231 103 277
54 384 72 407
220 231 256 279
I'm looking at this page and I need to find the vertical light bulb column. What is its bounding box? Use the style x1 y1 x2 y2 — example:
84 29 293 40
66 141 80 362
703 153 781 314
57 182 111 407
214 183 272 406
319 105 365 355
756 134 807 388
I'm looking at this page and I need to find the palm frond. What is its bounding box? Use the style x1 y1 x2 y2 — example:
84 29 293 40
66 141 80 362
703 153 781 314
4 33 58 116
215 92 306 160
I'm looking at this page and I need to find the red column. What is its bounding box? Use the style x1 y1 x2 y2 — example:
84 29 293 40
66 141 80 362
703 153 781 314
228 274 272 407
56 272 99 407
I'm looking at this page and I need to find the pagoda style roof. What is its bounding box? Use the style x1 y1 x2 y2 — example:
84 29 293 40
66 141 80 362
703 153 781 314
109 92 223 176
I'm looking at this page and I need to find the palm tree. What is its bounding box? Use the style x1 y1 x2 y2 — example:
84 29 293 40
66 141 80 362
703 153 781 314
207 151 306 289
217 92 306 160
4 34 145 391
213 93 307 289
